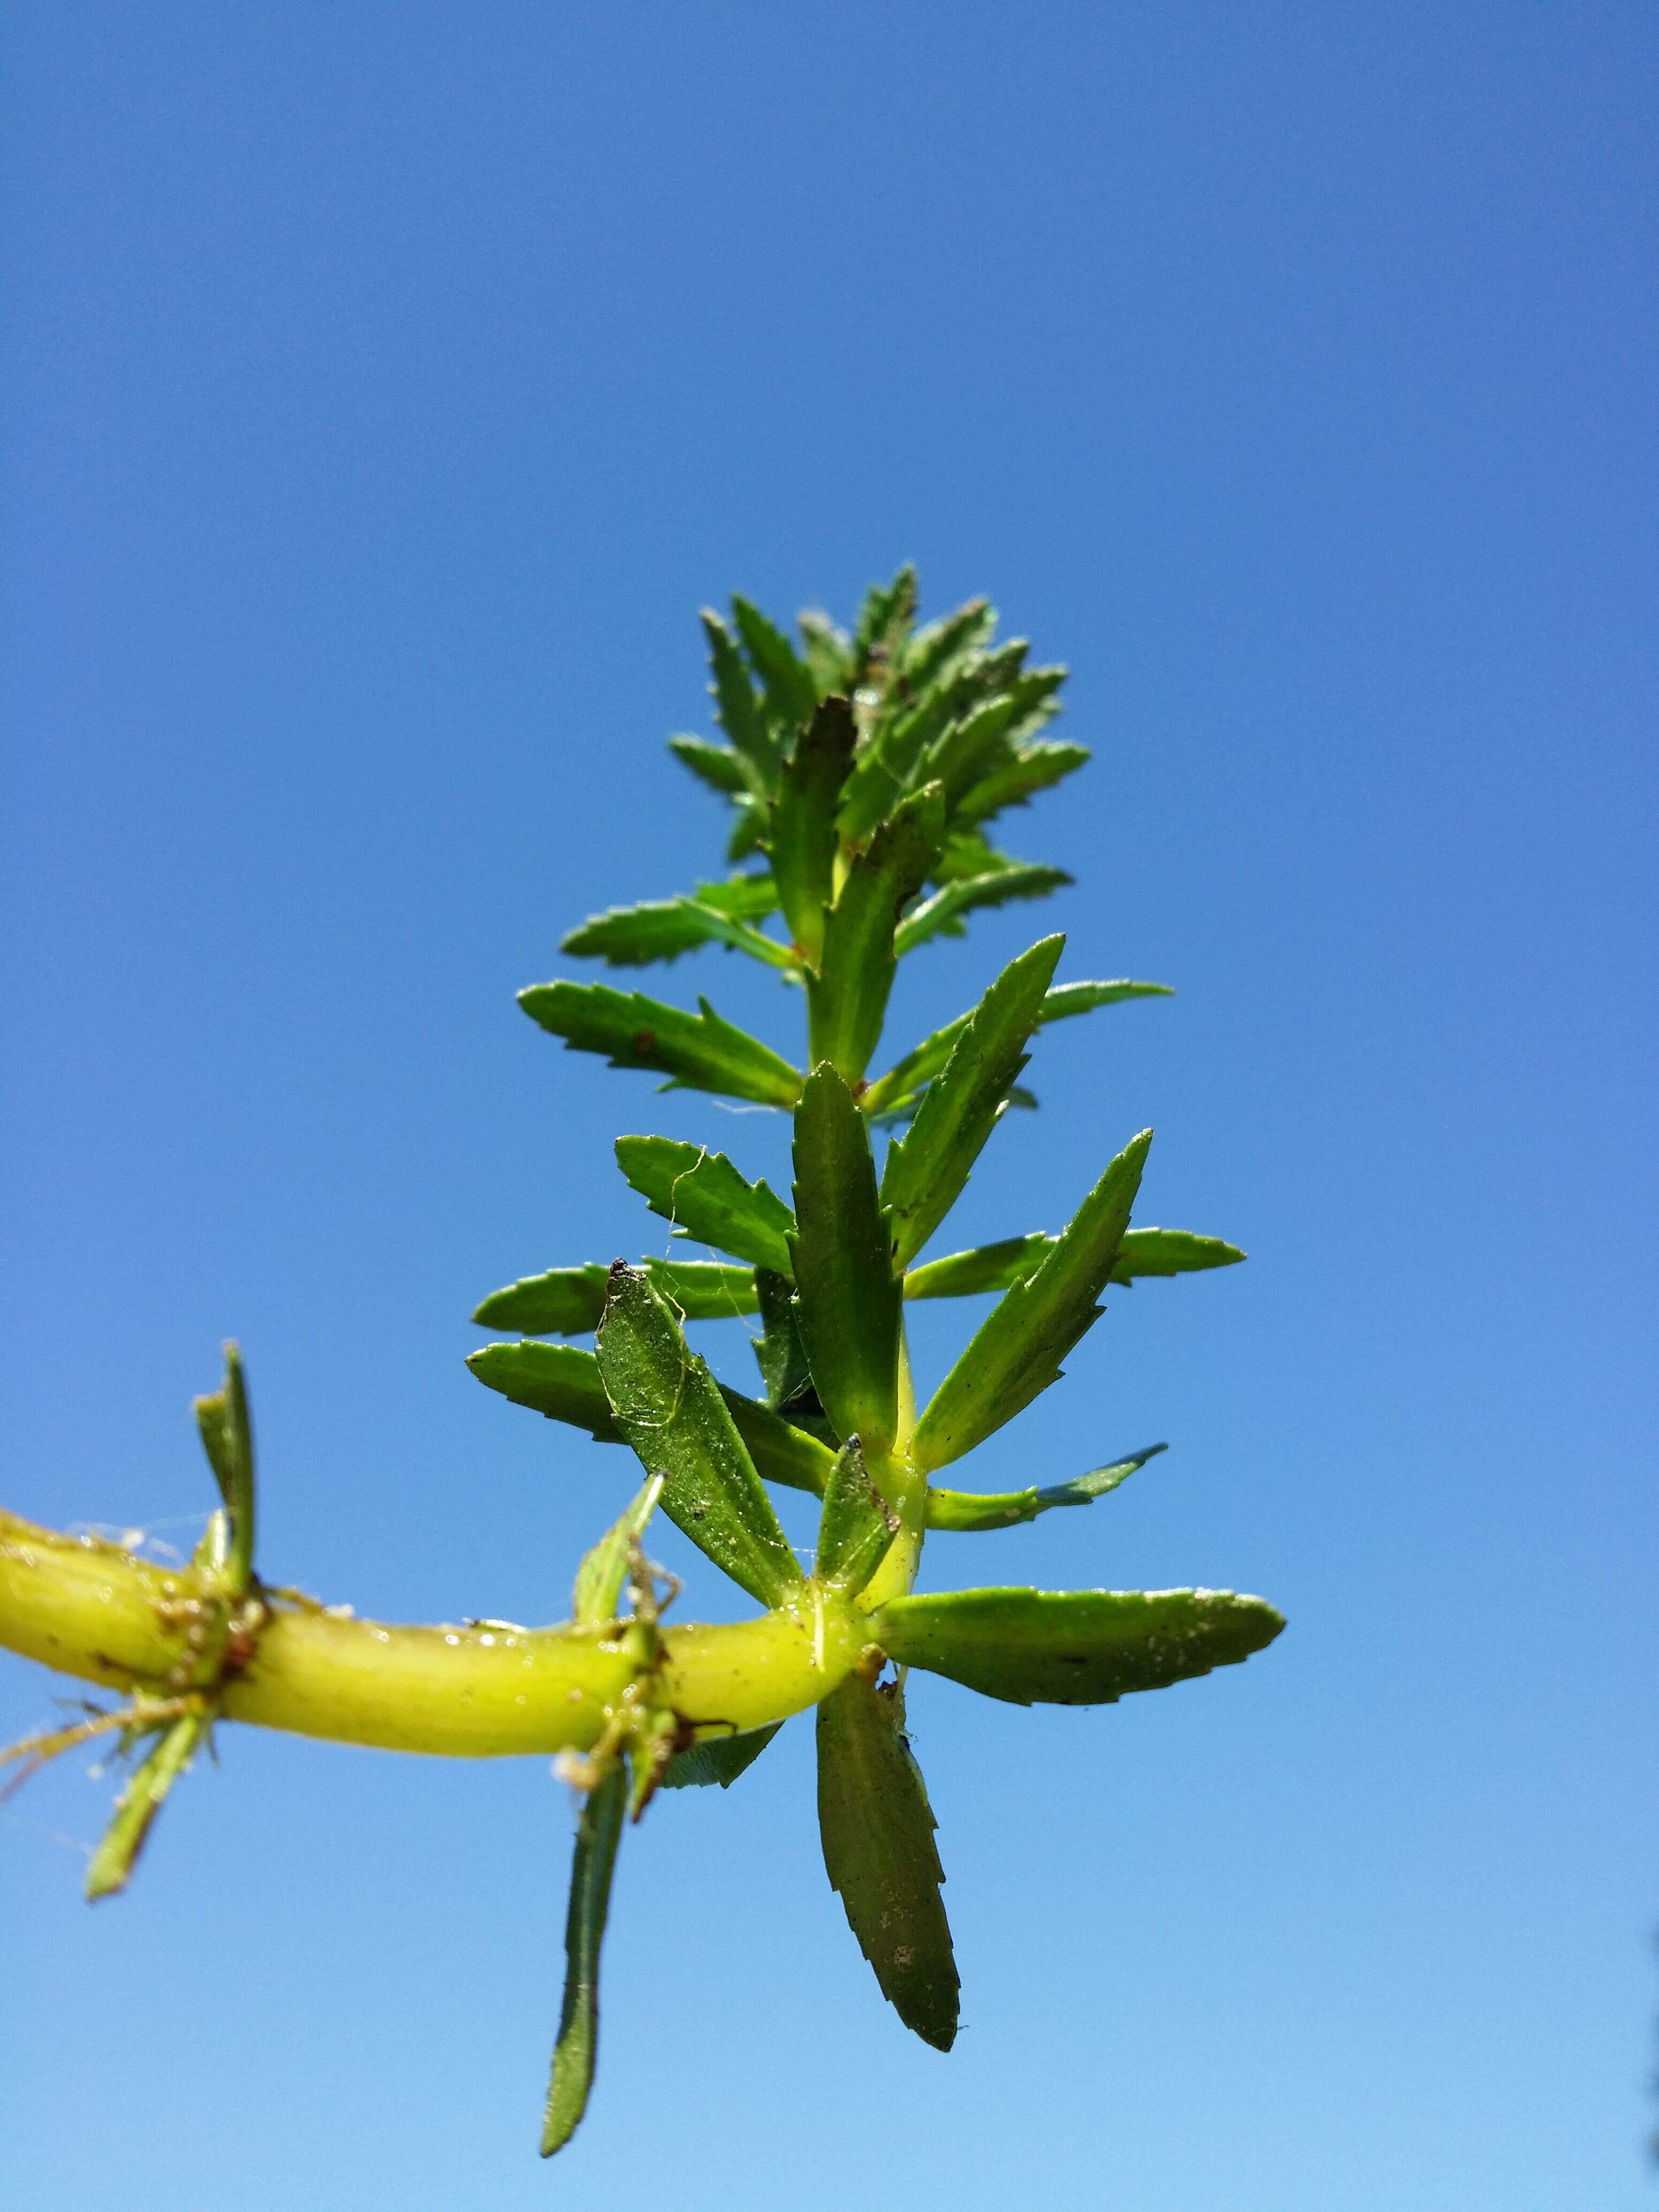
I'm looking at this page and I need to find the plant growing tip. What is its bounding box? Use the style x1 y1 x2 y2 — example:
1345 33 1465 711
0 568 1282 2164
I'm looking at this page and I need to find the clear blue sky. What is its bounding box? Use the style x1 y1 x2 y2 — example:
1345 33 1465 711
3 8 1654 2206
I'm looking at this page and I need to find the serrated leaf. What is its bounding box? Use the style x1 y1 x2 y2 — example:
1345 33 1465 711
732 594 819 735
922 1444 1166 1532
466 1337 837 1497
880 936 1065 1269
852 565 918 662
615 1135 796 1275
918 694 1022 805
771 695 855 965
542 1761 625 2157
659 1722 783 1791
474 1259 759 1337
790 1066 901 1454
467 1341 623 1442
862 977 1174 1118
701 608 778 791
910 1129 1151 1473
797 609 855 697
668 734 750 797
836 667 978 846
868 1586 1286 1706
519 982 802 1108
814 1437 900 1595
594 1264 803 1606
571 1476 663 1625
901 596 995 690
560 881 788 973
816 1672 958 2051
954 741 1092 827
808 784 945 1081
893 863 1071 958
903 1227 1244 1301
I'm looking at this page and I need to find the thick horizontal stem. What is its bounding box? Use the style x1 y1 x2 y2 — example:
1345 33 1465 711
0 1510 868 1759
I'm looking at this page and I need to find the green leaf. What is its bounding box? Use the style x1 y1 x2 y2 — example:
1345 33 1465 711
880 936 1065 1269
954 742 1092 827
615 1135 797 1275
84 1707 211 1902
816 1672 958 2051
771 695 856 965
732 594 819 735
594 1264 804 1606
750 1265 818 1415
519 982 803 1108
571 1476 664 1625
797 609 855 697
918 694 1023 806
668 734 750 797
836 670 969 846
903 1227 1245 1302
851 565 918 663
701 609 778 791
862 977 1174 1118
726 795 769 863
466 1337 839 1498
542 1761 626 2157
790 1066 902 1454
868 1586 1286 1706
910 1129 1152 1473
722 1386 837 1497
901 596 995 690
467 1341 623 1443
807 784 945 1081
560 880 787 973
922 1444 1166 1533
659 1722 783 1792
893 863 1071 958
814 1437 900 1595
193 1342 255 1594
473 1259 758 1336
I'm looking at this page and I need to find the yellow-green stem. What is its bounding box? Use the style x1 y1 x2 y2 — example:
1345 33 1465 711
0 1509 868 1759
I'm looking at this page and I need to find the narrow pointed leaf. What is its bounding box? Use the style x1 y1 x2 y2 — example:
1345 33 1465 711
881 936 1065 1269
851 565 918 662
808 784 945 1081
910 1129 1152 1473
731 594 818 734
750 1265 817 1413
894 863 1071 958
726 796 769 862
615 1135 796 1275
955 742 1092 827
542 1761 626 2157
467 1341 624 1442
668 734 750 797
473 1259 758 1336
771 695 855 965
193 1343 255 1594
922 1444 1166 1532
863 978 1174 1118
868 1586 1286 1707
918 694 1022 805
560 876 780 969
816 1673 958 2051
797 609 854 697
790 1066 901 1453
519 982 802 1108
468 1335 841 1497
835 680 959 844
594 1265 804 1606
572 1477 663 1625
902 596 995 690
903 1227 1244 1302
701 609 777 790
660 1721 784 1791
85 1708 210 1902
815 1438 900 1595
